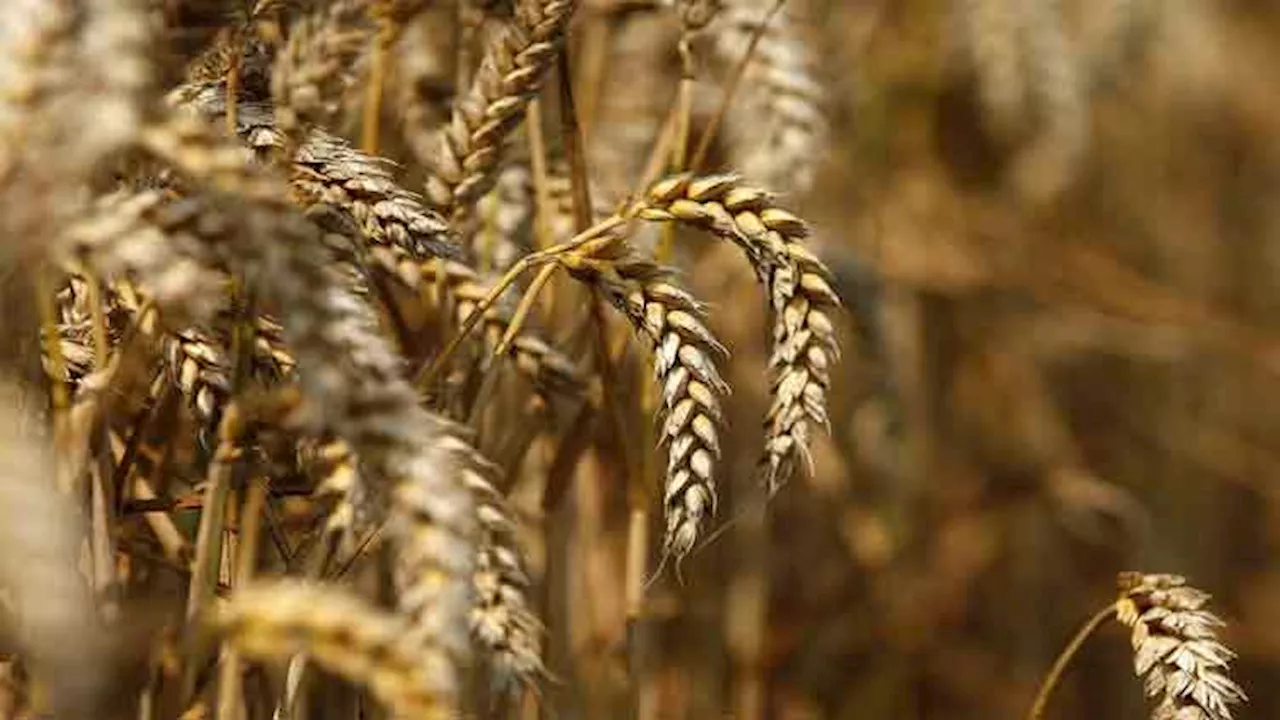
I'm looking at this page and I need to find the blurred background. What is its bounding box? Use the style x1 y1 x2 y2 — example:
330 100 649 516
518 1 1280 717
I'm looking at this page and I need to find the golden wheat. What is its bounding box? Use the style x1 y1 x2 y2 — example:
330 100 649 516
631 173 840 493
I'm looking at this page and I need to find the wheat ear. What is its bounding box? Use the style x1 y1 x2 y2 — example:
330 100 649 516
1 0 151 263
292 123 460 276
1030 572 1246 720
211 581 455 720
561 235 729 558
58 188 228 326
170 96 461 279
632 173 840 494
271 0 370 140
140 113 478 708
422 0 577 224
1117 572 1246 720
449 435 545 688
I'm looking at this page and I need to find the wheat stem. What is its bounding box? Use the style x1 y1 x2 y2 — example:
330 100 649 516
495 263 559 357
1028 602 1116 719
415 215 626 389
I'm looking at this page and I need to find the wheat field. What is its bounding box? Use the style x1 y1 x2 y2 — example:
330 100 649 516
0 0 1274 717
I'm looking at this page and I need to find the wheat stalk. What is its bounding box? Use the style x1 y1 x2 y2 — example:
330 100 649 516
419 258 583 405
630 172 840 494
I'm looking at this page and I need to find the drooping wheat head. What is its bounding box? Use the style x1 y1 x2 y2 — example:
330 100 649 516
631 172 840 495
559 233 729 558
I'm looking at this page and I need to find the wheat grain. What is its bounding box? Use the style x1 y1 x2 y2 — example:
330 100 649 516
1116 572 1246 720
632 172 839 494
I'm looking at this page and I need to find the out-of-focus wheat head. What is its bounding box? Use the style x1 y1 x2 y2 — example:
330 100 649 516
708 0 828 194
0 387 107 718
211 581 455 719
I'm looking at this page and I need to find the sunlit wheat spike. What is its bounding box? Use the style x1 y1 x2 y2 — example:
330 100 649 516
0 388 107 718
247 216 477 684
1116 572 1247 720
421 0 577 224
420 258 584 405
304 434 373 545
292 124 460 274
211 581 455 720
561 235 729 558
49 276 122 384
447 435 545 688
141 115 478 711
632 172 840 495
1 0 152 264
709 0 827 194
166 326 232 423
